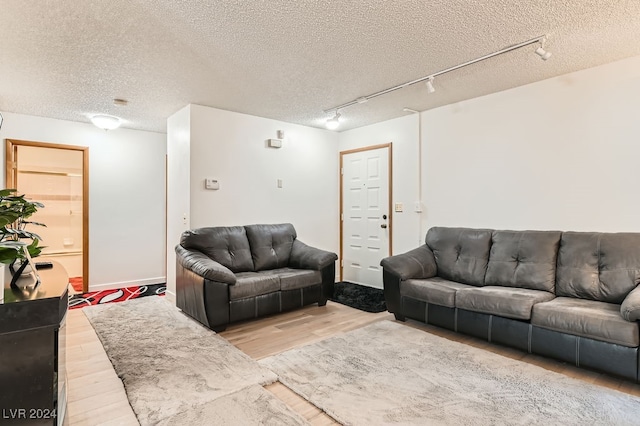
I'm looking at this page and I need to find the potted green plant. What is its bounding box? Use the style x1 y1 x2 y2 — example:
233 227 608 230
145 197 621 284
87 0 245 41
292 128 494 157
0 189 45 271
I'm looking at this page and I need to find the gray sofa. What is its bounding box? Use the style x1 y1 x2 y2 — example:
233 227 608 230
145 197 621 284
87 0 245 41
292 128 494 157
381 227 640 381
175 223 338 331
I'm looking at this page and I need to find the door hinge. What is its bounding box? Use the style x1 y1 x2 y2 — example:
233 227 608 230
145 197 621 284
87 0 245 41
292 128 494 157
340 259 344 267
341 167 344 175
341 213 343 221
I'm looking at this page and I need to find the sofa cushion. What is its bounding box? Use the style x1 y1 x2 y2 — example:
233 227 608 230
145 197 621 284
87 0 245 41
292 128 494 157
556 232 640 304
456 286 554 320
245 223 296 271
531 297 639 347
426 227 493 286
180 226 254 273
485 230 561 292
400 277 473 308
230 272 280 300
259 267 322 291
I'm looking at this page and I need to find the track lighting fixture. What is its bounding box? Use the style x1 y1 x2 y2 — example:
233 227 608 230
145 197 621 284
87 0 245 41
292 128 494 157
425 77 435 94
535 46 551 60
325 112 341 130
323 34 551 125
535 37 552 60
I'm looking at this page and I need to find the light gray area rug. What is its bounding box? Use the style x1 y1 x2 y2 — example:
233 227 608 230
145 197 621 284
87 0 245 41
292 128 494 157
84 296 306 425
260 320 640 425
156 385 307 426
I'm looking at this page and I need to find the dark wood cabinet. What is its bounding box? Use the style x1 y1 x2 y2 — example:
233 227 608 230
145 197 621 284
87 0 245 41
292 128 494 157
0 262 68 425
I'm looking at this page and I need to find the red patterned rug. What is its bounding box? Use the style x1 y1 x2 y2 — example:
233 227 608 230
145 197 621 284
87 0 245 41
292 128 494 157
70 276 83 293
69 283 166 310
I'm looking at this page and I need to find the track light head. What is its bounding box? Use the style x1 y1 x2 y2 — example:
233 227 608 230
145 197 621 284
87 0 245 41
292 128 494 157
535 38 552 60
535 47 551 60
326 112 341 130
425 77 435 94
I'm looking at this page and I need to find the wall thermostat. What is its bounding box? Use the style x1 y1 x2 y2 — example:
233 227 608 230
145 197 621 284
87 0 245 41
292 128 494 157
205 179 220 190
267 139 282 148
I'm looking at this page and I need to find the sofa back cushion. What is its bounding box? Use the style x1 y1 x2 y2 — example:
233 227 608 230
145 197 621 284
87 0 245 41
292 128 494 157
556 232 640 303
485 230 561 292
426 227 493 286
245 223 297 271
180 226 254 273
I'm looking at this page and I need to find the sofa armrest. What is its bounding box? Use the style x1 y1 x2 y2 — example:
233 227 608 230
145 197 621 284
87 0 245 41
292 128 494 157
175 245 236 285
380 245 437 280
621 286 640 321
289 239 338 271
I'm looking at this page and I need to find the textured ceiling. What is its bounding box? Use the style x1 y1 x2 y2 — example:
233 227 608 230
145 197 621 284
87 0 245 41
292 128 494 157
1 1 640 133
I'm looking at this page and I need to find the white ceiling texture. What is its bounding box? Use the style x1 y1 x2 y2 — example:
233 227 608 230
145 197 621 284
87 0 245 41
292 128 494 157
1 1 640 133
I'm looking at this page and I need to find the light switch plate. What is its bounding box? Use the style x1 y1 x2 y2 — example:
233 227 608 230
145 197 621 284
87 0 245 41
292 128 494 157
394 203 403 212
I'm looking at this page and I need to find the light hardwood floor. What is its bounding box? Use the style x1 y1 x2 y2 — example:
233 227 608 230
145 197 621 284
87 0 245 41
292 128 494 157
65 308 138 426
66 299 640 425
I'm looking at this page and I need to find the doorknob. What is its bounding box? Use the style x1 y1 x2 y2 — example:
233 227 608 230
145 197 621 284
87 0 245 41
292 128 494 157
380 224 387 229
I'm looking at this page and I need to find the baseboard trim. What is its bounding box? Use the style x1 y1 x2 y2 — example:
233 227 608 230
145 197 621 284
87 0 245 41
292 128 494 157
88 277 166 292
165 290 176 303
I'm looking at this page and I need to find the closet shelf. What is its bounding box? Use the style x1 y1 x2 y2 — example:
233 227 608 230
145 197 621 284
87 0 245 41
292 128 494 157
18 169 82 177
42 249 82 256
24 194 82 202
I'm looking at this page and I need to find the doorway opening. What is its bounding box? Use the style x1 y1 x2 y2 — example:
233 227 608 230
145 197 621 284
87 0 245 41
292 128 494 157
6 139 89 293
340 143 392 289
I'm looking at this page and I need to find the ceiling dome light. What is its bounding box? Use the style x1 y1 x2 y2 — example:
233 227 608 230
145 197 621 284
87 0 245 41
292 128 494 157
425 77 435 94
91 114 122 130
326 112 341 130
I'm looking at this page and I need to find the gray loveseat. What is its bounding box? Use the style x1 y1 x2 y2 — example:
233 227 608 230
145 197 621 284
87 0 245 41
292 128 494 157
381 227 640 381
175 223 338 331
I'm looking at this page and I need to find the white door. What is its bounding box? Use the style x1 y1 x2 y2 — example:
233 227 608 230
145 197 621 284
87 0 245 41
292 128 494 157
341 146 391 289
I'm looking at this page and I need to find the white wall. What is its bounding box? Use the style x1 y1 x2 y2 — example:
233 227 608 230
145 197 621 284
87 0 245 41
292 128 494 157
338 54 640 258
422 55 640 233
165 105 191 301
338 114 422 254
166 105 340 295
0 112 167 290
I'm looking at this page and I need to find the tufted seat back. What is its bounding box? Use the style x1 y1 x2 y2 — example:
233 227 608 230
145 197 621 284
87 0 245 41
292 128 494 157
485 230 561 292
245 223 297 270
556 232 640 304
180 226 255 272
426 227 493 286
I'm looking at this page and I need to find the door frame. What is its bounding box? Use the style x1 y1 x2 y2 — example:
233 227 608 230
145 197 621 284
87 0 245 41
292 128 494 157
5 139 90 292
339 142 393 281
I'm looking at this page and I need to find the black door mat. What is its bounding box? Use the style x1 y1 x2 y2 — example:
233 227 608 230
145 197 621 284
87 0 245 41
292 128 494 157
331 281 387 313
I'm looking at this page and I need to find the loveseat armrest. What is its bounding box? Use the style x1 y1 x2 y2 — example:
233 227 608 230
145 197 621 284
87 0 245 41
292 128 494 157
175 245 237 285
621 286 640 321
380 245 437 280
289 239 338 271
